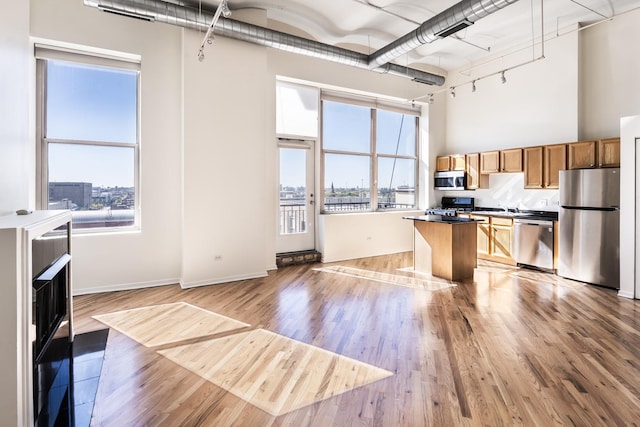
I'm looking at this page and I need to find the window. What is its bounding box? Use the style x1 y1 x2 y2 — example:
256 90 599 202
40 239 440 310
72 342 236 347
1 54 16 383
36 46 140 231
321 96 418 212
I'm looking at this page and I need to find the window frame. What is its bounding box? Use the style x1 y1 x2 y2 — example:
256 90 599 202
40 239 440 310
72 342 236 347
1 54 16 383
320 93 419 213
35 44 141 233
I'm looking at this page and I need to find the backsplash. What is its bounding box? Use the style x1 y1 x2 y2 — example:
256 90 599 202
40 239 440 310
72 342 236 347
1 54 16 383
442 173 559 211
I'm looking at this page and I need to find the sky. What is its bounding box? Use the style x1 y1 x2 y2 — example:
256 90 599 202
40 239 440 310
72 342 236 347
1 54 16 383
46 60 137 188
279 99 416 190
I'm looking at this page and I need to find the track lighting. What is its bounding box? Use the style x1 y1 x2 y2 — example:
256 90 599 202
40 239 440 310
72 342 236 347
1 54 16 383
197 0 231 61
471 80 476 92
500 71 506 84
450 87 456 99
221 2 231 17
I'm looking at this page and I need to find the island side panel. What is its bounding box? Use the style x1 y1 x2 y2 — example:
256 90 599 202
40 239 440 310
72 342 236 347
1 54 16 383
413 221 434 276
450 222 478 281
414 220 453 279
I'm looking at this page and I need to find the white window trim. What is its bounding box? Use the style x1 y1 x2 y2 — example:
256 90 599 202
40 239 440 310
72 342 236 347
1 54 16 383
320 93 420 214
35 44 141 233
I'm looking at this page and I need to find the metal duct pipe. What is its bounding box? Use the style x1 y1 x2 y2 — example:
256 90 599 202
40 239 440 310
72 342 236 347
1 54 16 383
84 0 445 86
368 0 520 69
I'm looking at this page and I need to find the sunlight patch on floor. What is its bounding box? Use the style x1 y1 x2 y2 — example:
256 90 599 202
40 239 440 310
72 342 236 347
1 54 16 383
314 265 457 291
93 302 249 347
158 328 393 416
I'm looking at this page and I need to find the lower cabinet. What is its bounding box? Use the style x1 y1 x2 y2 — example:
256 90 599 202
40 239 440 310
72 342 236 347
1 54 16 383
472 215 516 265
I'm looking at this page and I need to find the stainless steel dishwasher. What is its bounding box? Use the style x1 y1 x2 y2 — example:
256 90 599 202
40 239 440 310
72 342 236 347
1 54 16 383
513 217 554 271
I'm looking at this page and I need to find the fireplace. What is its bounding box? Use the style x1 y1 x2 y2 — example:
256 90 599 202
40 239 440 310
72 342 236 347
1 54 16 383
32 225 73 427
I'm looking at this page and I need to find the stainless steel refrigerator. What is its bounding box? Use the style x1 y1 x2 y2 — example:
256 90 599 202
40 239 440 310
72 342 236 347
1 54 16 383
558 168 620 288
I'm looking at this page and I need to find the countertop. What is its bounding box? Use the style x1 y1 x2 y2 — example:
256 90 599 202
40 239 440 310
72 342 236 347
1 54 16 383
403 215 483 224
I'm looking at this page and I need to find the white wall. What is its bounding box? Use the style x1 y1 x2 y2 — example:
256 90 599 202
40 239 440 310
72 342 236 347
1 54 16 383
580 9 640 139
444 32 579 154
181 24 271 287
319 211 419 263
0 2 32 217
30 0 183 293
619 115 640 299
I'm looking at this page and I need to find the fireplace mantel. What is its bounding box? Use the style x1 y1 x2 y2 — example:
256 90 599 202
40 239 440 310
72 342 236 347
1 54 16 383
0 210 72 426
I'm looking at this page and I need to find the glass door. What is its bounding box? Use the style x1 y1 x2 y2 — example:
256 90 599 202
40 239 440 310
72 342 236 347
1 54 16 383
277 141 315 253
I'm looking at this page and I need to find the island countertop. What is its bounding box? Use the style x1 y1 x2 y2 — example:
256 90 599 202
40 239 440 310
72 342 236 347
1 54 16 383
403 215 483 224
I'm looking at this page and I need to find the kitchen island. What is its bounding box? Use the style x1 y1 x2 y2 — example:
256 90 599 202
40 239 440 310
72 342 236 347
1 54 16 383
403 215 480 281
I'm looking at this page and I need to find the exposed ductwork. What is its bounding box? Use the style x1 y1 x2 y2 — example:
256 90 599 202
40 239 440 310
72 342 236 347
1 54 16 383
83 0 446 86
368 0 520 69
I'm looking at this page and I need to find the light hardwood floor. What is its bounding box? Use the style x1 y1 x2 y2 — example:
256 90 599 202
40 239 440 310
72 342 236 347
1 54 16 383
73 253 640 426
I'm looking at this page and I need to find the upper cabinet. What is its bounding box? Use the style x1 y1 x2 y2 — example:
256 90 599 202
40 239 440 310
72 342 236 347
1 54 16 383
524 144 566 189
480 149 522 174
598 137 620 168
543 144 567 188
523 146 544 189
465 153 480 190
436 154 466 172
480 151 500 174
436 156 450 172
567 140 597 169
500 148 523 173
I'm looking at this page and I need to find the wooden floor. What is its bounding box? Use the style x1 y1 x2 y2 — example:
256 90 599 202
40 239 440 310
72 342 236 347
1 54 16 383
73 253 640 426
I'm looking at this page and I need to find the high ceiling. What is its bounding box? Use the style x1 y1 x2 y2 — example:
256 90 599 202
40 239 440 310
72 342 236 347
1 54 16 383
183 0 640 74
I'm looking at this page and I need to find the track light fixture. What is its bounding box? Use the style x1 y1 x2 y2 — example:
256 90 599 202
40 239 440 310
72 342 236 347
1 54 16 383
450 87 456 99
500 71 506 84
197 0 231 61
471 80 477 92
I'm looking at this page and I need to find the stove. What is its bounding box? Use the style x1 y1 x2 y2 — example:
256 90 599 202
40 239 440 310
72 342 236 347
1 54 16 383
426 207 459 216
426 196 475 217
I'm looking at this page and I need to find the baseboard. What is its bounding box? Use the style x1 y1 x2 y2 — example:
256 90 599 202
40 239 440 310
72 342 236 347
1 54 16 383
618 289 635 299
266 263 278 271
180 271 268 289
72 278 180 296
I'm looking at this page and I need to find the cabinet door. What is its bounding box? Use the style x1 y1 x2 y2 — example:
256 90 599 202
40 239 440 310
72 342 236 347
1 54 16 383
543 144 567 188
598 137 620 168
477 223 490 255
450 155 466 171
465 153 480 189
436 156 450 172
567 141 596 169
501 148 523 172
491 224 513 260
523 146 543 188
480 151 500 174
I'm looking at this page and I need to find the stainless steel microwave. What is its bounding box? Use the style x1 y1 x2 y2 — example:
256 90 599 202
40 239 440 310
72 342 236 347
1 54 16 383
434 171 466 190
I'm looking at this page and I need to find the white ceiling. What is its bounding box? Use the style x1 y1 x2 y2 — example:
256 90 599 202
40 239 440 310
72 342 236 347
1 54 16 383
184 0 640 73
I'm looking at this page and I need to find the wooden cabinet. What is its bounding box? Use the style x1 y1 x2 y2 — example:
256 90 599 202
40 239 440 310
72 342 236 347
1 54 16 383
436 156 450 172
480 149 522 174
523 146 543 189
436 155 466 171
544 144 567 188
472 214 515 265
567 140 597 169
450 155 466 171
491 217 514 261
598 137 620 168
524 144 566 189
465 153 480 190
500 148 523 172
480 151 500 174
473 215 490 256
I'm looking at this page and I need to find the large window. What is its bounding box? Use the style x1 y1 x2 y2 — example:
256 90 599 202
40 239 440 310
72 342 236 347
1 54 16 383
322 97 418 212
36 46 140 231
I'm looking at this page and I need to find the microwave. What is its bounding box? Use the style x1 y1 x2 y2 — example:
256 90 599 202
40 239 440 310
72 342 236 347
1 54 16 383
434 171 466 190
